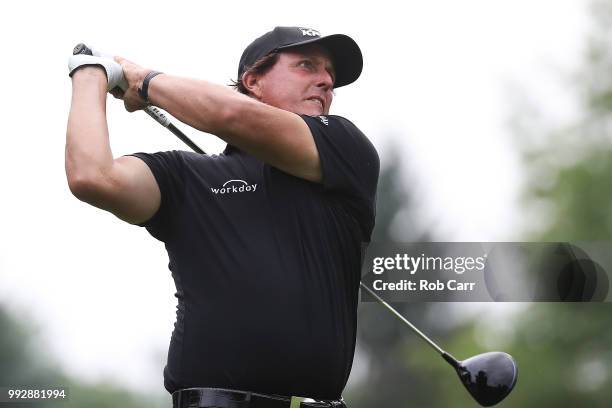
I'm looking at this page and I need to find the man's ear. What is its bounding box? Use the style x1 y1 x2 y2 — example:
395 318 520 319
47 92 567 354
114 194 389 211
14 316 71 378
242 71 263 99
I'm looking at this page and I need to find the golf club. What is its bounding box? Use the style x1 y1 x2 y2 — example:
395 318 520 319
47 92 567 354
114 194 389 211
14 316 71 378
360 283 518 407
73 43 518 405
72 43 206 154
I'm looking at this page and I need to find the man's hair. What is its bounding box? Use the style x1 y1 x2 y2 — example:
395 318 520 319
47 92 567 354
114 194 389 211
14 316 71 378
230 52 280 95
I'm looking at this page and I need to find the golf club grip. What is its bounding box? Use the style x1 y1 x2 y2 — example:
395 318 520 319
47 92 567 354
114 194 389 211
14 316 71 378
141 108 204 154
72 43 205 154
73 43 92 56
143 105 171 126
142 106 205 153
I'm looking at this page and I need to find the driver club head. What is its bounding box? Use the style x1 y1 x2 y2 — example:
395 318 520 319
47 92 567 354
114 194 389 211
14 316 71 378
447 351 518 406
359 283 518 406
442 351 518 407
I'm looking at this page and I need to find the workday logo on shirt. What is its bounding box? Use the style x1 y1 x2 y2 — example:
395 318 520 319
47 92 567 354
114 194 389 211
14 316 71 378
211 179 258 195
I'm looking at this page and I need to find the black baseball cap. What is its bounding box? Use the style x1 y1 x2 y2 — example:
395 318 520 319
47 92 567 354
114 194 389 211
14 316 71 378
238 26 363 88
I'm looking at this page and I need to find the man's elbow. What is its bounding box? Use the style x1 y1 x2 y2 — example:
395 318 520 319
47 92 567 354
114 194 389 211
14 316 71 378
67 172 98 203
67 170 115 205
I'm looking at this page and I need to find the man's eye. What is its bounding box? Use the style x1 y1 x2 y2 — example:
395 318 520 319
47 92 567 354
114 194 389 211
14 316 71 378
299 60 313 68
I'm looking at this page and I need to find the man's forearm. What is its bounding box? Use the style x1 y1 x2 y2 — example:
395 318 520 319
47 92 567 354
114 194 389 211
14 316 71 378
146 74 243 136
65 67 114 184
116 63 320 182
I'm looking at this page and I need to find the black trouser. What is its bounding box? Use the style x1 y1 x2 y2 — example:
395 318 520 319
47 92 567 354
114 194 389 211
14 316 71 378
171 388 347 408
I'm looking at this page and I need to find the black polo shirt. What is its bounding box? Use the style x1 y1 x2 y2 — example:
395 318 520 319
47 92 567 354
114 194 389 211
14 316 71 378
129 114 379 400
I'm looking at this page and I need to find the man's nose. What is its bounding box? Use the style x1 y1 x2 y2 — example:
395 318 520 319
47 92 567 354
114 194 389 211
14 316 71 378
316 69 334 91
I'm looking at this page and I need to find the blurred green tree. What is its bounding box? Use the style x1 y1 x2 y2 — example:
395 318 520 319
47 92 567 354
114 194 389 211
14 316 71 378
345 145 465 408
518 0 612 241
350 0 612 406
503 0 612 405
0 304 169 408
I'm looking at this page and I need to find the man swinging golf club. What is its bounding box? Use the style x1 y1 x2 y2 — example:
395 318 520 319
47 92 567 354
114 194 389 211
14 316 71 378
66 27 379 408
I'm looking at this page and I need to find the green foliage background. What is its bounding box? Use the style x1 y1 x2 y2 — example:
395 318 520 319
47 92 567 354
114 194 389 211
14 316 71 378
345 0 612 406
4 1 612 406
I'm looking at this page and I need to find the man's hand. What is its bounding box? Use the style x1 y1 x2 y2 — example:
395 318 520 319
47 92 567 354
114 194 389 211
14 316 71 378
111 56 152 112
68 54 126 91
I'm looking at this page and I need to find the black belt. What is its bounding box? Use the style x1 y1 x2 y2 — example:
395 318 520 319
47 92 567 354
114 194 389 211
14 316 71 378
172 387 347 408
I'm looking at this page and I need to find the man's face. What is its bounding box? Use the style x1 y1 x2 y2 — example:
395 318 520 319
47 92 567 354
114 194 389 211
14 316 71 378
252 44 336 116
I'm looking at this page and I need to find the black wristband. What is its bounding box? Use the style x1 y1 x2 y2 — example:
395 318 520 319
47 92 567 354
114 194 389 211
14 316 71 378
138 71 163 103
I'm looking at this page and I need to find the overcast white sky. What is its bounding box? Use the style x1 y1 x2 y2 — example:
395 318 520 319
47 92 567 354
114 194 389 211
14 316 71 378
0 0 588 397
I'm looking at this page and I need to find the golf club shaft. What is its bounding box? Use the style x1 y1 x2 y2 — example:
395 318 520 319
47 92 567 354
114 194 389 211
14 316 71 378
143 106 205 154
73 43 456 365
359 282 446 355
113 54 450 363
72 43 205 154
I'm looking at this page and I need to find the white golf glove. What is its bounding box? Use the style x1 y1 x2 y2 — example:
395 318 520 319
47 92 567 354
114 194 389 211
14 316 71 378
68 54 128 91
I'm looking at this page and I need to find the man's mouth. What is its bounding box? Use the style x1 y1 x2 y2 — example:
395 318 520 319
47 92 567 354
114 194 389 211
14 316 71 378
306 97 324 110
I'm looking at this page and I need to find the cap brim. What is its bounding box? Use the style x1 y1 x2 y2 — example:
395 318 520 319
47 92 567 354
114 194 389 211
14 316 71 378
277 34 363 88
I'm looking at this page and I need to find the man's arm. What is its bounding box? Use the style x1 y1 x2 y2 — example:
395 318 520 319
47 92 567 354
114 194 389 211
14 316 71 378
153 77 321 182
65 67 161 224
115 58 322 183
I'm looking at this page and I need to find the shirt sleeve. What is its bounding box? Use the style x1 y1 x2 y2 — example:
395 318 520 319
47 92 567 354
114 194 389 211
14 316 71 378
124 150 187 242
300 114 380 241
300 114 380 202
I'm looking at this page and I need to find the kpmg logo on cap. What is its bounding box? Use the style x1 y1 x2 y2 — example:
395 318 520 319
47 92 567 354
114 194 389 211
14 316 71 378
211 179 258 195
299 27 321 37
